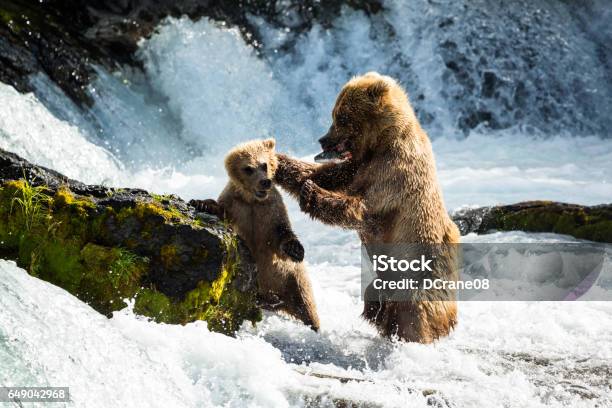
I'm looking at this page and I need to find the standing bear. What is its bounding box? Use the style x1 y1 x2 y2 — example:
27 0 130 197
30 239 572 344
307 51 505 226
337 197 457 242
274 72 460 343
191 139 320 331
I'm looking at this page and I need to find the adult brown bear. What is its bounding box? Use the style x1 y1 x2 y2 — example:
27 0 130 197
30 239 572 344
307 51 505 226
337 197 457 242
274 72 459 343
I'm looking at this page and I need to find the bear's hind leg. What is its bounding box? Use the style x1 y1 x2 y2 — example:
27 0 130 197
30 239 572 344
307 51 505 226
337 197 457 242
369 301 457 343
282 273 320 332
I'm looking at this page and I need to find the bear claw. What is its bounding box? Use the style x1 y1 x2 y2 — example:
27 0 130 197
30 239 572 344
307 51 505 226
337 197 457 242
299 180 318 212
281 238 305 262
189 199 222 216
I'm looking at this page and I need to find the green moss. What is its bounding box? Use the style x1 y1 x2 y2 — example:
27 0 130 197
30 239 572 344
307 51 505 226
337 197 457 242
104 188 125 199
0 8 21 32
151 193 173 203
0 9 15 24
0 1 44 34
160 244 178 269
155 242 257 332
54 187 95 211
132 231 261 334
180 281 214 320
577 220 612 243
8 179 50 231
205 230 261 332
134 289 174 321
81 244 145 288
116 200 185 224
0 178 261 334
493 203 612 243
39 239 84 293
109 248 146 289
1 0 67 34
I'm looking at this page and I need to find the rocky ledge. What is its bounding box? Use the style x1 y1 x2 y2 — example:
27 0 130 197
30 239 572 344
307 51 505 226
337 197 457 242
0 0 380 106
0 148 260 334
452 201 612 243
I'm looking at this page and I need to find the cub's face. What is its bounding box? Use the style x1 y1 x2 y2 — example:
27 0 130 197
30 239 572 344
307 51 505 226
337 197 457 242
315 72 395 163
225 139 277 201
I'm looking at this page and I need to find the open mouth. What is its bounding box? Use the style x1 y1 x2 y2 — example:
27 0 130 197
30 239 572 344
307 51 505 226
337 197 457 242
314 139 352 163
254 190 268 199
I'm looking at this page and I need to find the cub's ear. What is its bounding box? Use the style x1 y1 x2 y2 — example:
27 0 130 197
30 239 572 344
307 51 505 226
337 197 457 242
366 79 389 104
262 138 276 150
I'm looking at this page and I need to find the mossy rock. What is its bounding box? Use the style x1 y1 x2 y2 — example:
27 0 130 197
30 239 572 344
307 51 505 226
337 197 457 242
452 201 612 243
0 148 261 335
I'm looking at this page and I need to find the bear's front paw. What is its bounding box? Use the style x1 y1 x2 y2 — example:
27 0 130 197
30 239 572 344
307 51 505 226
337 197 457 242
189 199 221 216
281 238 305 263
256 293 284 310
299 179 319 212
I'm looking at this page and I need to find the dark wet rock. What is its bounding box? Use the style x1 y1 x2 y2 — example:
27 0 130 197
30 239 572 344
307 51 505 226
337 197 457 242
0 0 381 106
0 2 99 106
2 1 610 137
0 147 261 334
452 201 612 243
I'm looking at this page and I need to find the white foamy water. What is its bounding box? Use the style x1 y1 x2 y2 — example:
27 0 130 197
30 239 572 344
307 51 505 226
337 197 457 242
434 134 612 209
138 18 315 157
0 83 123 185
1 3 612 407
0 260 306 408
2 248 611 408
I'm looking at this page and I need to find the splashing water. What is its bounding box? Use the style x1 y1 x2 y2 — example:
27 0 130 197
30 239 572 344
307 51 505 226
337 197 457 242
0 83 123 185
1 2 612 407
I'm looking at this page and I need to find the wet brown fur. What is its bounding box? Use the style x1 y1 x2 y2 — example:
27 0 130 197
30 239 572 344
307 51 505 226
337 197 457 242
210 139 320 331
275 73 460 343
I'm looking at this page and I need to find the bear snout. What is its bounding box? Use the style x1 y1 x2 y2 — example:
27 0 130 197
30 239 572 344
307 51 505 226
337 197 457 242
259 179 272 189
319 129 335 151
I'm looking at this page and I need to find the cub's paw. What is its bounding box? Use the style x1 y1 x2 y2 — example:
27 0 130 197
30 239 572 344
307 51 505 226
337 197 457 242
256 293 284 310
189 199 221 216
281 238 305 263
299 179 319 212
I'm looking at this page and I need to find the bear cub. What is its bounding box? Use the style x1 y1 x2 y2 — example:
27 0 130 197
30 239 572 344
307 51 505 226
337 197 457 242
191 139 320 331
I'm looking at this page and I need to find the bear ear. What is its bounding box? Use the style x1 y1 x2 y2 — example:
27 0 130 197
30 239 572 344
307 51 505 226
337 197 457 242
366 79 388 103
262 138 276 150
